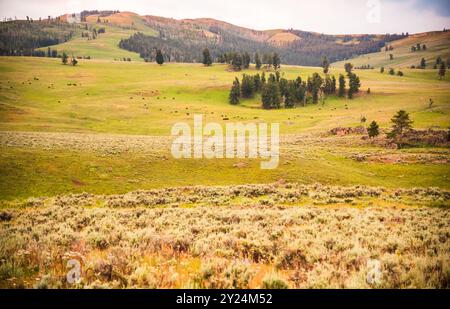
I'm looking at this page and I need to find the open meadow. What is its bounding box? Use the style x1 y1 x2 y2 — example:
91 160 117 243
0 54 449 288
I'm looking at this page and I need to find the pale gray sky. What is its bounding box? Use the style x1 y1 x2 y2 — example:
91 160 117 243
1 0 449 34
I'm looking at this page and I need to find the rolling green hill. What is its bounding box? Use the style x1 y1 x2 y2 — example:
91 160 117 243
333 31 450 69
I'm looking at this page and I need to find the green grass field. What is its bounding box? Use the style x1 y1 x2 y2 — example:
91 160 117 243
0 56 449 200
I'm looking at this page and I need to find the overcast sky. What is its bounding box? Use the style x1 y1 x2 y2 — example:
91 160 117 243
1 0 449 34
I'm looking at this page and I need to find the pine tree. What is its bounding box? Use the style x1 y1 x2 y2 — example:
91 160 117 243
294 77 306 104
368 121 379 138
70 57 78 66
231 54 242 71
388 110 413 138
279 78 289 97
284 81 296 108
344 63 353 75
439 62 446 80
241 74 255 98
229 78 240 105
338 74 346 97
420 58 426 69
242 52 251 69
255 52 261 70
348 73 360 99
156 49 164 65
202 48 212 66
322 56 330 74
261 80 281 109
331 75 336 94
272 53 281 70
380 66 385 73
61 52 68 65
311 73 323 103
275 71 281 82
253 74 262 92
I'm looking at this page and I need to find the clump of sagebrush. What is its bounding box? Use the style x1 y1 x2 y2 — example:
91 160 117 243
262 272 289 289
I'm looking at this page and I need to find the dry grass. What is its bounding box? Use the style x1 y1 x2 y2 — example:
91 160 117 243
0 183 449 289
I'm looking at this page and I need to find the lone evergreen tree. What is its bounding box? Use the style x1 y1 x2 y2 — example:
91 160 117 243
380 66 385 73
420 58 426 69
202 48 212 66
439 62 446 80
62 52 68 65
229 78 240 105
338 74 346 97
348 73 360 99
70 57 78 66
368 121 380 138
322 56 330 74
255 52 261 70
344 63 353 75
388 110 413 138
156 49 164 65
272 53 281 70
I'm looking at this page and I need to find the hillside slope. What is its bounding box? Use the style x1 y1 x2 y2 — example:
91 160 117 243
332 31 450 69
1 10 406 65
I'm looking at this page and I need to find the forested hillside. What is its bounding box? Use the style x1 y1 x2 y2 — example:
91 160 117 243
119 15 406 65
0 20 77 56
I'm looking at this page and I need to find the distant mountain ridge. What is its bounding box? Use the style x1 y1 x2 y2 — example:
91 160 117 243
1 10 409 65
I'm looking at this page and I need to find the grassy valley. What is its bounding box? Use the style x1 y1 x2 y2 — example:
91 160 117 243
0 9 449 289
